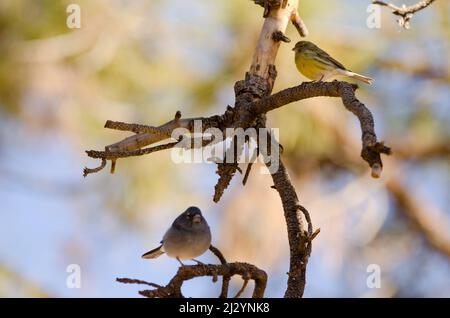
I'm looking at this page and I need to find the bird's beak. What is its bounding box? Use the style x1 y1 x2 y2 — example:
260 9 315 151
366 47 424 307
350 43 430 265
193 215 202 224
292 47 295 51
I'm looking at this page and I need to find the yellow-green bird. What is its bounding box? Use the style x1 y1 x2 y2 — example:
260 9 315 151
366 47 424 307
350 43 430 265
293 41 373 85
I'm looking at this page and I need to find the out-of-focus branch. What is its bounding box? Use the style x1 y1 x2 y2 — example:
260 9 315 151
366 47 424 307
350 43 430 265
392 141 450 160
373 0 436 29
375 58 450 82
386 178 450 258
308 120 450 259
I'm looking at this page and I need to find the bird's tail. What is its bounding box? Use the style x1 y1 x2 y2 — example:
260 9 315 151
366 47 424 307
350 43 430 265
337 69 374 85
142 245 164 259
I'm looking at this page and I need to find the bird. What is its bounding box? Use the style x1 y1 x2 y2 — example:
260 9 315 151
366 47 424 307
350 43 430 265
293 41 373 85
142 206 211 266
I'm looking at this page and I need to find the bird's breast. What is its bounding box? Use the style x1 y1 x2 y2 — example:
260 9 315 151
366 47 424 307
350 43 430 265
295 53 329 81
163 226 211 260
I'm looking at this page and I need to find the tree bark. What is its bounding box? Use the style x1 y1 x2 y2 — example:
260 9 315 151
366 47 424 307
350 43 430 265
239 0 311 297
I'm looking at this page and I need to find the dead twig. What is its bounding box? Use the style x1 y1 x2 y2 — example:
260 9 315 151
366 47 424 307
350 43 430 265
373 0 436 28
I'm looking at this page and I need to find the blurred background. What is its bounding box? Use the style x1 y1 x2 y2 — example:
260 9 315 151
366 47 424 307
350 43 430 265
0 0 449 297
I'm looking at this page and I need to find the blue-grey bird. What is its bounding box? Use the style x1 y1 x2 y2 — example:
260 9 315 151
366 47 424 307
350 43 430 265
142 207 211 265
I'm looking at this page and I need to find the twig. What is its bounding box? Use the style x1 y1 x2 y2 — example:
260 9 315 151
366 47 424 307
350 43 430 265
83 158 106 177
116 278 162 289
373 0 436 29
84 111 225 176
209 245 231 298
86 141 179 160
104 120 171 136
213 133 246 202
291 10 309 37
296 204 313 237
272 31 291 43
84 136 215 176
234 278 250 298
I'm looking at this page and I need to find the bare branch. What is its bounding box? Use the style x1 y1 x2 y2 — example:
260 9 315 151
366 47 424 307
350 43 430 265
392 141 450 160
83 158 106 177
251 81 391 177
291 10 309 37
213 135 243 203
104 120 172 136
117 245 266 298
86 141 179 160
373 0 436 28
209 245 231 298
267 158 309 297
214 162 240 203
87 0 390 299
249 0 301 78
251 0 308 36
118 262 267 298
83 112 225 176
234 278 250 298
259 130 319 297
251 0 282 8
103 114 221 154
116 278 162 289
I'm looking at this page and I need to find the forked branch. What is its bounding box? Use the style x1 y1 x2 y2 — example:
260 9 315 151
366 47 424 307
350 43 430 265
117 245 267 298
84 0 390 298
373 0 436 28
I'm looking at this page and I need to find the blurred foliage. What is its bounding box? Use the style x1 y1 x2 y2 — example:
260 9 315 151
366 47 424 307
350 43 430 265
0 265 50 297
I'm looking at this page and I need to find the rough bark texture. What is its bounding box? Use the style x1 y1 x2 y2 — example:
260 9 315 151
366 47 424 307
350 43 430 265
251 81 391 176
270 160 310 297
249 0 297 78
236 0 314 297
84 0 391 298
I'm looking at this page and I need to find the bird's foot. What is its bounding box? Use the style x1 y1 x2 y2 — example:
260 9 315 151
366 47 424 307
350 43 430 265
192 258 205 265
176 257 185 267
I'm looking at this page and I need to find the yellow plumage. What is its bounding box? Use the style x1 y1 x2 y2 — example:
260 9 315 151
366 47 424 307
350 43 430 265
293 41 373 85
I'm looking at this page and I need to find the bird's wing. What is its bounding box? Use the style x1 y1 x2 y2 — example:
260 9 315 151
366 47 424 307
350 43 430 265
316 46 347 70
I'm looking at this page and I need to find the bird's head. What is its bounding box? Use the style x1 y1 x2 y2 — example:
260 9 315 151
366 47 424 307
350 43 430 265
292 41 315 52
175 206 207 229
